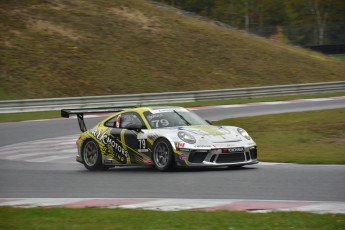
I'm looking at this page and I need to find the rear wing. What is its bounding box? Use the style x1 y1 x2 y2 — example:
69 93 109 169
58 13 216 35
61 107 132 132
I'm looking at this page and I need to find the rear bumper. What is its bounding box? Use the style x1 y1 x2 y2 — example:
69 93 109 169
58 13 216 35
76 155 83 163
76 144 83 163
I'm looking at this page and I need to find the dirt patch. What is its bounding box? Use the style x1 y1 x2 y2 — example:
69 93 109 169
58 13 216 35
109 7 162 32
45 0 67 11
8 30 22 37
2 31 21 48
317 137 345 144
48 3 66 11
28 19 81 40
3 40 14 48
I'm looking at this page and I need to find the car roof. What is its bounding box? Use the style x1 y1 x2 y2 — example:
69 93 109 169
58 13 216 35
146 106 183 110
115 106 185 114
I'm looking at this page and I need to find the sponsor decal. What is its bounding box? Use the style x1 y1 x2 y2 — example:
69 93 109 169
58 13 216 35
143 159 153 165
91 129 128 163
138 149 149 153
177 142 185 148
195 145 211 148
151 108 188 114
188 125 225 136
228 147 244 153
104 159 113 164
179 154 187 161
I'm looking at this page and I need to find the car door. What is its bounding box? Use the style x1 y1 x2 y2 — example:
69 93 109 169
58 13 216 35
106 112 151 165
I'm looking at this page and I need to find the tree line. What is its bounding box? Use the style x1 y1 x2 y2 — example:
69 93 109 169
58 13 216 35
154 0 345 46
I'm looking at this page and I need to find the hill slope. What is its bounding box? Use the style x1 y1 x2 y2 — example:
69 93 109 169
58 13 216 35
1 0 345 99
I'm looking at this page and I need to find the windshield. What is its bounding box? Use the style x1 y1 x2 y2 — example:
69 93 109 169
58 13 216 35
144 108 208 129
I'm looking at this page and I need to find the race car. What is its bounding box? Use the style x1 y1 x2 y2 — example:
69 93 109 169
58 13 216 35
61 106 258 171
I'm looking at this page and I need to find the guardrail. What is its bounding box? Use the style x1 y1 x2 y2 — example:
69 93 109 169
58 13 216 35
1 81 344 113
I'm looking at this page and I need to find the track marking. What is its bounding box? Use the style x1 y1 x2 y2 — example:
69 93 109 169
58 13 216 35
26 155 75 162
0 198 343 214
0 135 78 163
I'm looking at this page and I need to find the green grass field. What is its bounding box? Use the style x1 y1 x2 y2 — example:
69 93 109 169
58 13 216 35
0 207 344 230
333 54 345 60
214 108 345 164
1 0 345 99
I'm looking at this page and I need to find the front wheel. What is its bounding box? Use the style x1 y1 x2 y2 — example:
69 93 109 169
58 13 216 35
82 139 107 171
153 139 174 171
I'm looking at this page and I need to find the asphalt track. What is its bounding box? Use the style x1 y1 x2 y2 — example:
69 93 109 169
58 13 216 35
0 97 344 204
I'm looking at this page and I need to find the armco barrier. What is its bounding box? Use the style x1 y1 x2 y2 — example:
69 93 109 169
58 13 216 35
0 81 344 113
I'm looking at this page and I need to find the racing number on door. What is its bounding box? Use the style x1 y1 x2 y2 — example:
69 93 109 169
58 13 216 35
138 139 146 150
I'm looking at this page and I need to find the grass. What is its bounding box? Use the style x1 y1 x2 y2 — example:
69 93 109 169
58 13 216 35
0 207 344 230
333 54 345 60
1 92 344 123
1 0 345 100
214 108 345 164
0 111 60 123
156 92 345 108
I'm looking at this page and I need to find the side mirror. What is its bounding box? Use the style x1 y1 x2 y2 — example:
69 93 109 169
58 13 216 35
126 123 147 131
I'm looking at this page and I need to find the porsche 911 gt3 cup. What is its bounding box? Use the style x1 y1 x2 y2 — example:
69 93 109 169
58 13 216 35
61 106 258 171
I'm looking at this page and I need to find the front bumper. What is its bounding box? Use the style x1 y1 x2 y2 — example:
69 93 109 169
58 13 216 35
177 146 258 167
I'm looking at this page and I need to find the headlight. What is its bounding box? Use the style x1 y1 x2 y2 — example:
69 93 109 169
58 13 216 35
237 128 251 140
177 131 196 144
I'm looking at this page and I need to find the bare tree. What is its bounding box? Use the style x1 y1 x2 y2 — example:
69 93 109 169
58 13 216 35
309 0 332 45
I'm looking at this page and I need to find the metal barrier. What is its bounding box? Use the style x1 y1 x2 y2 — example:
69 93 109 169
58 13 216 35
0 81 344 113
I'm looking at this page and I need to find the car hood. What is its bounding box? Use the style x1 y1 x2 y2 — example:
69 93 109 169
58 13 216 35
176 125 242 143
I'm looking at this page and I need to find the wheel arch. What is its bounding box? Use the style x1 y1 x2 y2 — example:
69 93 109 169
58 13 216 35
153 136 178 159
152 136 179 166
153 136 176 150
81 137 105 163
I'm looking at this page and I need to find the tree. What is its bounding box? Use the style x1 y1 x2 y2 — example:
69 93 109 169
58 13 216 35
309 0 332 45
154 0 345 45
287 0 344 45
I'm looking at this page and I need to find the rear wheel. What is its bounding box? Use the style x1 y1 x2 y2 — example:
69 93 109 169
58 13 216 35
82 139 108 171
153 139 174 171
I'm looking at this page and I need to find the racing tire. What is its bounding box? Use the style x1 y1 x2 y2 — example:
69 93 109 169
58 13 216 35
153 138 174 171
82 139 108 171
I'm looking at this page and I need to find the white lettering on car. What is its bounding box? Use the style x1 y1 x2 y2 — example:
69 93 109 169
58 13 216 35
90 129 128 158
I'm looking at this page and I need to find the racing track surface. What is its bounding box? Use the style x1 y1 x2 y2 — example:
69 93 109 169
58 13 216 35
0 97 345 202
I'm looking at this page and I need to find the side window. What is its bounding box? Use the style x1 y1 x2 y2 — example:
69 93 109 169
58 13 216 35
120 113 144 129
104 115 118 128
